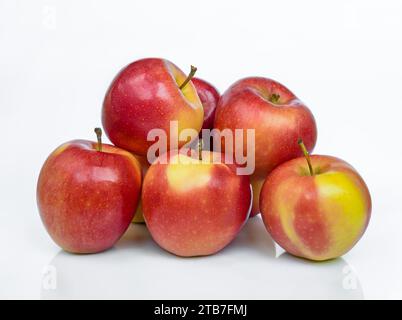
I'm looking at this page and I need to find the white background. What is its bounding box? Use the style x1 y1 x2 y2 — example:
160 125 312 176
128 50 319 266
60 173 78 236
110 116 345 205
1 0 401 299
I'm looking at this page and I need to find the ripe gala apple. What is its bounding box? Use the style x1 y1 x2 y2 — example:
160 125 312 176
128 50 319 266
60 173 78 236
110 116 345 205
260 150 371 261
214 77 317 177
37 129 142 253
102 58 204 156
142 150 251 257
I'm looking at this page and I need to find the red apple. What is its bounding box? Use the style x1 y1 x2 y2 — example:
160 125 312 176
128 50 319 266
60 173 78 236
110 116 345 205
214 77 317 177
192 77 220 130
142 150 251 257
102 58 204 156
37 128 142 253
260 140 371 261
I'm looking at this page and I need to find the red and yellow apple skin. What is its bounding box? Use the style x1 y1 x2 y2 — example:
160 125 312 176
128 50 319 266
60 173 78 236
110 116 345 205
192 77 220 130
214 77 317 176
102 58 204 156
142 150 252 257
250 174 265 217
37 140 142 254
260 155 371 261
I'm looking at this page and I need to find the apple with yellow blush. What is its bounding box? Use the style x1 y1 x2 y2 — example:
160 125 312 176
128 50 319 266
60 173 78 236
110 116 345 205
260 139 371 261
142 150 252 257
102 58 204 156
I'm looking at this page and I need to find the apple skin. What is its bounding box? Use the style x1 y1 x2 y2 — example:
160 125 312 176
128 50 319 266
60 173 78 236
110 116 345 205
102 58 204 156
192 77 220 130
214 77 317 177
142 150 251 257
37 140 142 253
260 155 371 261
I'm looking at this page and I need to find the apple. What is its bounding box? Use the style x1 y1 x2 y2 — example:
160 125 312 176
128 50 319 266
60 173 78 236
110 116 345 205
37 128 142 253
214 77 317 177
259 139 371 261
102 58 204 156
192 77 220 131
142 150 252 257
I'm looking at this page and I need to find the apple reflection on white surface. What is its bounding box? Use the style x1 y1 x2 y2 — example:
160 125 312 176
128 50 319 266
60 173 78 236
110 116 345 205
40 217 363 300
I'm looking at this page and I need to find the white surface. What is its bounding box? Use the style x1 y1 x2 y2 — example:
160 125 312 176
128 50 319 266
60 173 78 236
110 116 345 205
0 0 401 299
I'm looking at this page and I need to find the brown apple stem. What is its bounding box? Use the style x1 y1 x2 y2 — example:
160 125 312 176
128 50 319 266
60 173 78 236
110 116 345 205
270 93 281 103
179 65 197 90
94 127 103 152
198 139 203 161
298 138 314 176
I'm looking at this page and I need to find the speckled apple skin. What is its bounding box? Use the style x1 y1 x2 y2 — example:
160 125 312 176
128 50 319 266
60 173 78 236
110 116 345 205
260 155 371 261
102 58 204 156
192 77 220 130
37 140 142 253
142 151 251 257
214 77 317 177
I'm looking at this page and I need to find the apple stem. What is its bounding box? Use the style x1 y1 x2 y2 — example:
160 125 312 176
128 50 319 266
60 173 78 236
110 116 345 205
94 127 103 152
198 139 203 161
298 138 314 176
179 65 197 90
270 93 281 103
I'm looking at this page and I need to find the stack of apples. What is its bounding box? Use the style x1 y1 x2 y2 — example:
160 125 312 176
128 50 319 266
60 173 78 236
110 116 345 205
37 58 371 261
